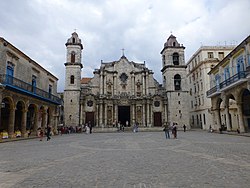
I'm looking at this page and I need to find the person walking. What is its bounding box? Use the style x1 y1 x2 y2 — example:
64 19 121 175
88 121 93 134
183 124 186 132
172 123 177 139
163 125 170 139
38 128 44 141
46 125 51 141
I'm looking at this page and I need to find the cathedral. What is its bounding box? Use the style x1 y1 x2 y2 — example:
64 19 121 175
63 32 189 129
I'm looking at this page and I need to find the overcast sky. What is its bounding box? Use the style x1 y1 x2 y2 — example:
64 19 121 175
0 0 250 92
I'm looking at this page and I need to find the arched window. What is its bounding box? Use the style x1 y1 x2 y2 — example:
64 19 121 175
173 53 179 65
173 42 176 47
70 75 74 84
71 52 75 63
72 37 75 44
174 74 181 90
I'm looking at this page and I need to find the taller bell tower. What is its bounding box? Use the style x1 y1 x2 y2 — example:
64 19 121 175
161 34 189 128
64 32 83 127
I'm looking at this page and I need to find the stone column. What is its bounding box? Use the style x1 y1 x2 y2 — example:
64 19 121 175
42 109 48 130
164 101 168 125
142 103 145 126
21 109 27 137
131 73 135 96
8 107 15 138
115 103 118 123
99 102 103 127
104 102 107 127
132 103 135 125
114 74 117 95
147 102 150 127
96 104 99 127
100 72 103 95
225 105 232 131
79 103 83 126
104 73 107 95
113 103 117 123
142 73 145 95
237 102 245 133
214 108 221 130
146 72 149 95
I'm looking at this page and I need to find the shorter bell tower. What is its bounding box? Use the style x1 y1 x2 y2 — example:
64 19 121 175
64 32 83 127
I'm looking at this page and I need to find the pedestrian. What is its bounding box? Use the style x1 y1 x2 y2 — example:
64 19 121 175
126 120 129 127
38 128 43 141
237 129 240 134
135 122 139 132
163 125 170 139
85 124 90 134
183 124 186 132
27 129 32 137
46 125 51 141
121 124 125 132
88 121 92 134
117 121 121 132
172 123 177 139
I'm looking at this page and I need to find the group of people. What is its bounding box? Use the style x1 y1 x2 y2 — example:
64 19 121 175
163 123 185 139
58 125 83 135
38 126 51 141
84 122 93 134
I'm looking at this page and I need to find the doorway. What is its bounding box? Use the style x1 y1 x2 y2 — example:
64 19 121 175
86 112 95 127
154 112 162 127
118 106 130 126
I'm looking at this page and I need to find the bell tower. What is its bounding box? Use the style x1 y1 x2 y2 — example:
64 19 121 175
64 32 83 127
161 34 189 128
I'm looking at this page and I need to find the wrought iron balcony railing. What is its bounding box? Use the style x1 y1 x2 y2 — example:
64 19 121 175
207 71 246 97
0 74 62 105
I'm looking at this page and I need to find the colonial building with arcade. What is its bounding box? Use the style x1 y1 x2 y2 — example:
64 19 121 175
0 37 62 138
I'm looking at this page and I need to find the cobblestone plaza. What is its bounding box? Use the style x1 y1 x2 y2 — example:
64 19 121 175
0 131 250 188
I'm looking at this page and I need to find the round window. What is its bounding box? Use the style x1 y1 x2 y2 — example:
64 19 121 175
154 101 160 107
87 100 93 107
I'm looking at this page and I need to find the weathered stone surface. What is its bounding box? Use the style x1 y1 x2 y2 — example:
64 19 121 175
0 131 249 188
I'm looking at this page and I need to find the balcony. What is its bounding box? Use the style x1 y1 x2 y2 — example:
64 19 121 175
207 71 247 98
0 74 62 105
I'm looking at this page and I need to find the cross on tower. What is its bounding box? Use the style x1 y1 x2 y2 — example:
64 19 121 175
74 28 77 32
121 48 125 56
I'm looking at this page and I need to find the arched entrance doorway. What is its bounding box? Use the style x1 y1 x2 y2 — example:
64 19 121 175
1 98 12 132
15 101 25 132
242 89 250 132
118 106 130 126
27 104 37 132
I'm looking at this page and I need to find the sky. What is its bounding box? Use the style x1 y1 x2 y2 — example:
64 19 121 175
0 0 250 92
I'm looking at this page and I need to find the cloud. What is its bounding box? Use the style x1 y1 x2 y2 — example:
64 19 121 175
0 0 249 92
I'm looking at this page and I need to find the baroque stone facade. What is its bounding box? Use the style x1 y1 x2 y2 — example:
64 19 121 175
64 33 189 129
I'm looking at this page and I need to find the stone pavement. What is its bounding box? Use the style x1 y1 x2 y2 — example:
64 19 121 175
0 131 250 188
